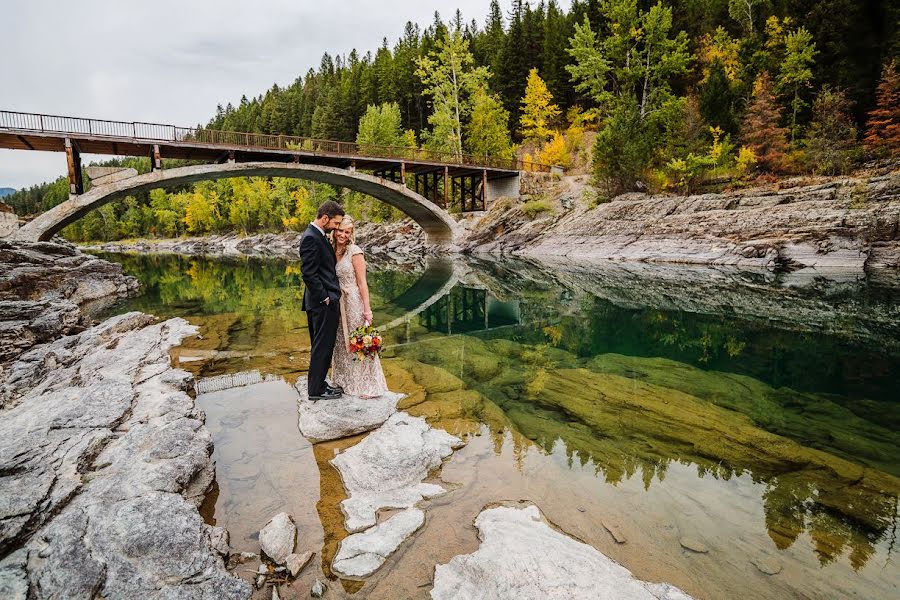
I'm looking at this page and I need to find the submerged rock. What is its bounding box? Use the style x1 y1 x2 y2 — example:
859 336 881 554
259 512 297 565
331 411 463 533
332 508 425 577
295 377 403 441
431 505 694 600
0 312 249 598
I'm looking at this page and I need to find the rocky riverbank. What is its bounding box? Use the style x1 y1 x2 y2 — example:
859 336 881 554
0 239 140 365
77 166 900 273
0 242 250 598
466 168 900 271
81 219 429 265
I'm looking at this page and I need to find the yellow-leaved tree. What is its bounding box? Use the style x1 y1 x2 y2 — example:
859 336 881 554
519 68 560 144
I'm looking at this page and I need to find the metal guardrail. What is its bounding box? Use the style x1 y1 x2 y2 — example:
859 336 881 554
0 109 551 173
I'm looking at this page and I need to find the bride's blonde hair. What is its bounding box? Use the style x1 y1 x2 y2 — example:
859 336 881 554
331 215 356 251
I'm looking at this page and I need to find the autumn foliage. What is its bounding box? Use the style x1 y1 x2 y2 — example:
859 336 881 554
864 61 900 158
741 71 790 173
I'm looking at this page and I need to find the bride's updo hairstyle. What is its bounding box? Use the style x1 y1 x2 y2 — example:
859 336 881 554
331 215 356 251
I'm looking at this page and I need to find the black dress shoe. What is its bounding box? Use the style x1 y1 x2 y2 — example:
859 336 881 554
309 389 342 401
326 384 343 394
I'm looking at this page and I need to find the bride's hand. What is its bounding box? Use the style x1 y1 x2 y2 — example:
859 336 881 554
363 309 373 324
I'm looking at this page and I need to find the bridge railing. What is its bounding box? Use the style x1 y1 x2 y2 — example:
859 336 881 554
0 109 552 172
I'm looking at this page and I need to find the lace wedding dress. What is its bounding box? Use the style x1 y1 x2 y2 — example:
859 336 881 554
330 244 389 397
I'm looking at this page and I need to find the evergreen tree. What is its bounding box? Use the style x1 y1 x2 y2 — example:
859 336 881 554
520 68 561 143
778 26 817 142
864 60 900 158
699 60 740 136
806 87 858 175
741 71 790 172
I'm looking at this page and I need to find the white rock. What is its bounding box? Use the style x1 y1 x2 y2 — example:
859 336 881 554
431 505 695 600
332 508 425 577
295 377 403 441
259 512 297 564
311 578 326 597
285 551 314 577
331 412 463 532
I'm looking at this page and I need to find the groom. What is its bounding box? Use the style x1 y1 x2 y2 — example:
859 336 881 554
300 200 345 401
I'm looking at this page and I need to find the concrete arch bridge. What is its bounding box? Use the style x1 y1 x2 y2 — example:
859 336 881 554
0 110 546 245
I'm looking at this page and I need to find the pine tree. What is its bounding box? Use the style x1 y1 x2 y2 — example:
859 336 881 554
699 60 739 136
741 71 790 172
864 61 900 158
806 87 858 175
520 68 561 143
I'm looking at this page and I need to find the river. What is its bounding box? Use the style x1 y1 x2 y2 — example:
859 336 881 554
90 250 900 600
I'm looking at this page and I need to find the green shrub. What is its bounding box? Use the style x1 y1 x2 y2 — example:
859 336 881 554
521 199 554 219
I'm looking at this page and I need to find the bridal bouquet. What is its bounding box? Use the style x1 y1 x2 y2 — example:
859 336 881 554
348 323 383 360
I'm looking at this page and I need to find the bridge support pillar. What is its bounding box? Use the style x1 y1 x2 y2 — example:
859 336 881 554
443 166 449 207
65 138 83 195
149 144 162 171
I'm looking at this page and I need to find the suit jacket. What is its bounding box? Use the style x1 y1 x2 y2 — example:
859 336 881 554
299 224 341 311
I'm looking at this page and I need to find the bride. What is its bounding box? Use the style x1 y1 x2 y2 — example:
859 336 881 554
329 216 389 398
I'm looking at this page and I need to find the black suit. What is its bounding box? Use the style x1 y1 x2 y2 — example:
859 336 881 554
299 224 342 396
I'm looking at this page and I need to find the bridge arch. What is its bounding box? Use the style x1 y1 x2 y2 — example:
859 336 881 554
12 162 462 245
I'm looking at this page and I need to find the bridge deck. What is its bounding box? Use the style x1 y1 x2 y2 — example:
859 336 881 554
0 110 544 178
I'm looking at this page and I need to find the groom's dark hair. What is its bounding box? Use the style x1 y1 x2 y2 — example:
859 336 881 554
316 200 345 219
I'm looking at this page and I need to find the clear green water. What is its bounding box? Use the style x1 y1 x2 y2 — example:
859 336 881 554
92 251 900 599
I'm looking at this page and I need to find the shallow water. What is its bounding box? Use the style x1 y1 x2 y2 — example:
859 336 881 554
93 251 900 599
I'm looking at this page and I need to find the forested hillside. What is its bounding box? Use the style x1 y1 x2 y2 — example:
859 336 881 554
5 0 899 242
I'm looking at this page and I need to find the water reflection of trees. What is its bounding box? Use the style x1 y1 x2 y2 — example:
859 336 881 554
396 332 899 570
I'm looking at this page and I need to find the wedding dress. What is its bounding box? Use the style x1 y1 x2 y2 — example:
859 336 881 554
330 244 389 397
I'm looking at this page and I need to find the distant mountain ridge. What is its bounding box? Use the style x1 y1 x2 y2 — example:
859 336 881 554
0 188 15 198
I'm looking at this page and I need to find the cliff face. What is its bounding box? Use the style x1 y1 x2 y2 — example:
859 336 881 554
464 169 900 272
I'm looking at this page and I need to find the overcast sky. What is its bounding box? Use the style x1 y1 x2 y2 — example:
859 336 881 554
1 0 570 190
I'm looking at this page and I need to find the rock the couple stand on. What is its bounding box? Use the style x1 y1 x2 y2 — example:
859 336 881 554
300 201 388 401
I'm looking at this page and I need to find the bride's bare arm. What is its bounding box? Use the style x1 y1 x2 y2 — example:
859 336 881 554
351 253 374 324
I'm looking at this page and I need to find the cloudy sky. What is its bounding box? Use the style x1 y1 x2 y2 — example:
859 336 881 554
2 0 568 190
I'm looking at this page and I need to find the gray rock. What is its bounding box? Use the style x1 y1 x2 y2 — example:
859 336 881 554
331 411 463 533
259 512 297 564
0 240 139 366
285 551 314 577
311 578 326 598
0 312 250 598
208 525 231 557
295 377 403 440
431 505 694 600
332 508 425 577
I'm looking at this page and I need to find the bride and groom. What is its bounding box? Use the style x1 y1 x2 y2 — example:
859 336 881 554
299 200 389 401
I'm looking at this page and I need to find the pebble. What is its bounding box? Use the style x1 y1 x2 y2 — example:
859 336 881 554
311 578 326 598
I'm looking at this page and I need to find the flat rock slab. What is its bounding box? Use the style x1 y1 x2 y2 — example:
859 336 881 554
332 508 425 577
295 377 403 441
0 312 250 598
331 411 463 533
431 505 694 600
